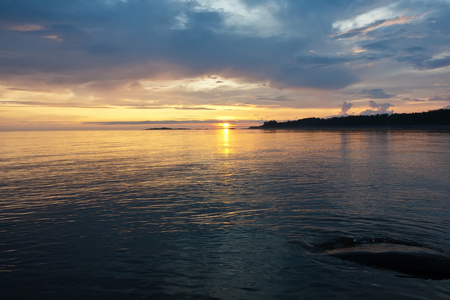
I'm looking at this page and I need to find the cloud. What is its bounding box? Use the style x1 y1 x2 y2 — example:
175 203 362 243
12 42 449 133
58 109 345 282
0 0 449 126
121 106 217 110
397 54 450 70
429 95 450 101
0 100 112 108
174 106 216 110
359 100 394 115
361 88 395 99
404 46 425 53
294 55 351 67
254 96 294 102
0 1 442 87
272 64 358 90
0 0 364 91
402 97 426 102
334 2 450 73
339 101 353 116
327 101 354 118
84 119 260 125
420 56 450 70
334 13 421 39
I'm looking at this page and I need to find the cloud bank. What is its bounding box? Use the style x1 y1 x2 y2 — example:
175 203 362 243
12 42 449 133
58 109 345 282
1 0 449 128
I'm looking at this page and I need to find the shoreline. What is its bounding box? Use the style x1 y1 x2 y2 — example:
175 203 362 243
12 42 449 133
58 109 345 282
249 125 450 131
249 109 450 131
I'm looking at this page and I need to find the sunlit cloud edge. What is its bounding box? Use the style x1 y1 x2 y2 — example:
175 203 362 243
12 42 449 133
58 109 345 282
84 119 263 125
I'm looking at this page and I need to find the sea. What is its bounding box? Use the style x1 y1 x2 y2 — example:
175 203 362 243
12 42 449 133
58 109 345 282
1 129 449 299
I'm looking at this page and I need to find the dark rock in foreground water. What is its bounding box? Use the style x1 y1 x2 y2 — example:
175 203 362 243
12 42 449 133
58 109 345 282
293 237 450 280
327 244 450 280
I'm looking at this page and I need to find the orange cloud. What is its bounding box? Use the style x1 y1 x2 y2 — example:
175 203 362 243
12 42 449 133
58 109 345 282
10 24 44 31
42 35 63 42
334 13 428 39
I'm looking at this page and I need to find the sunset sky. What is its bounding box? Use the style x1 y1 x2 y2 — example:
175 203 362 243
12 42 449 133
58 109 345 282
1 0 449 130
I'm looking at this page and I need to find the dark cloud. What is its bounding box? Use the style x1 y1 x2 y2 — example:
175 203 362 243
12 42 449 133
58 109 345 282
363 40 393 52
361 88 395 99
397 54 450 70
404 46 425 53
420 56 450 70
294 55 351 67
429 95 450 101
0 0 365 90
402 97 426 102
273 65 358 90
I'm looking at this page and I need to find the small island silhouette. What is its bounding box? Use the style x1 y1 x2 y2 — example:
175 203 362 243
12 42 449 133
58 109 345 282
250 109 450 130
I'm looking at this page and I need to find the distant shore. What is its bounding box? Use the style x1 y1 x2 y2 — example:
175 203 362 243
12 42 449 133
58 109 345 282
250 109 450 130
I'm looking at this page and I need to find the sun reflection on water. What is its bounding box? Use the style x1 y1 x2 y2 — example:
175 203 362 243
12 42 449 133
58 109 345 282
222 128 230 155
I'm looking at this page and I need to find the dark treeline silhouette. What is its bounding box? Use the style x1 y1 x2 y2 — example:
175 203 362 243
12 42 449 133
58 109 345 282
251 109 450 129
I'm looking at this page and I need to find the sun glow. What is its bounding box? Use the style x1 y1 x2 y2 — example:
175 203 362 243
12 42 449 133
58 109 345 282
221 122 230 128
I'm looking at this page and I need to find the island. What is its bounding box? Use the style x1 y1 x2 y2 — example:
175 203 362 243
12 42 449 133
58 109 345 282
250 109 450 130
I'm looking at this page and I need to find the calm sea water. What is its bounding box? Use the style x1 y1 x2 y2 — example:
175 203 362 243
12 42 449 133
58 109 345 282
1 129 449 299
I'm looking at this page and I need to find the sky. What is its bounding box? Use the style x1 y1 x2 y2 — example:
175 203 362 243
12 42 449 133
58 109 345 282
1 0 449 130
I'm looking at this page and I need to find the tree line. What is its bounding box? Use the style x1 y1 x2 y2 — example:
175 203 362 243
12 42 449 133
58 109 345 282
252 109 450 129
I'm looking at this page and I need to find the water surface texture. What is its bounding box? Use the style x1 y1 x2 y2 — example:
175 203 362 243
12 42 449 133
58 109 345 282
1 130 449 299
